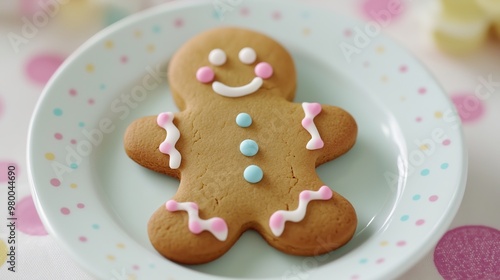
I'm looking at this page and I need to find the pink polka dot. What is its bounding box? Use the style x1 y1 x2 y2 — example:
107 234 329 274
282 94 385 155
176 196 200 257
54 133 63 140
272 11 282 20
429 195 439 202
376 258 385 264
0 161 18 183
434 226 500 280
25 53 65 86
397 240 407 247
174 18 184 28
443 139 451 146
351 275 360 280
60 207 70 215
415 117 422 123
416 219 425 226
418 87 427 95
77 203 85 209
121 55 128 64
17 196 48 236
361 0 405 21
132 265 140 270
451 93 485 123
88 99 95 105
50 178 60 187
79 236 87 242
399 65 408 73
240 7 250 16
70 139 77 145
344 29 353 37
69 89 77 96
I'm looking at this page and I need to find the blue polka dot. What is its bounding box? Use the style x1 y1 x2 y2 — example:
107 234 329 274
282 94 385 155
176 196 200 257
240 139 259 157
152 25 161 33
53 108 63 116
244 165 263 184
236 113 252 127
421 169 430 176
441 163 449 170
79 122 85 127
70 163 78 169
412 194 421 201
400 215 409 221
359 258 368 264
149 263 155 269
92 224 100 230
100 84 107 90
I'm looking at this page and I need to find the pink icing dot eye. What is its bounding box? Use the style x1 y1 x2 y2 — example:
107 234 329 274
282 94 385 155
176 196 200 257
196 66 215 83
255 62 273 79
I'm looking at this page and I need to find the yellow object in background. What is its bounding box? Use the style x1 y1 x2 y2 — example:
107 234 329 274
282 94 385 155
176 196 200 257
58 0 103 30
434 0 500 54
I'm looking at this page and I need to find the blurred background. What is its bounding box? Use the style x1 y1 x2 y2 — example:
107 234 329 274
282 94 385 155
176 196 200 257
0 0 498 279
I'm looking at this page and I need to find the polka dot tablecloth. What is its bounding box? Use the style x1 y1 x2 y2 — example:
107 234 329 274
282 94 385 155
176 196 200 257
0 0 499 279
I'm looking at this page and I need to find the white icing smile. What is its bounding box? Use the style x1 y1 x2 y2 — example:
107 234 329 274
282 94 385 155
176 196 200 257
212 77 263 98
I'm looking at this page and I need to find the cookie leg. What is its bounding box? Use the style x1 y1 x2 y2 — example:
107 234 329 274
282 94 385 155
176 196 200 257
148 200 240 264
261 187 357 256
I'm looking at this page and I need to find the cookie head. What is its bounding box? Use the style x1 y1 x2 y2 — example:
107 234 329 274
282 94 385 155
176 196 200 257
168 27 296 109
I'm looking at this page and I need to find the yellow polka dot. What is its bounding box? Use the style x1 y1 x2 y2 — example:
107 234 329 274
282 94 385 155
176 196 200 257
420 144 430 151
107 255 115 261
116 243 125 249
147 44 156 53
400 96 407 101
380 241 389 247
45 153 55 160
86 64 95 73
134 30 143 38
0 239 7 267
105 40 114 49
127 274 137 280
376 46 385 54
435 111 443 119
381 75 389 83
70 183 77 189
303 28 311 36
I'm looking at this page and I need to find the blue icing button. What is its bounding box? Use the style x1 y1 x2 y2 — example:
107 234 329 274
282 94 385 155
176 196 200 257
240 139 259 157
236 113 252 127
244 165 263 184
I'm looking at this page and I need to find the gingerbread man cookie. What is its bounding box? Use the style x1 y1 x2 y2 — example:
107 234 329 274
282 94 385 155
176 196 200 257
124 27 358 264
434 0 500 54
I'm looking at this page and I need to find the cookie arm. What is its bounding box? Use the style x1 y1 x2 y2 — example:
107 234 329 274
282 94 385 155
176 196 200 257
314 105 357 165
124 115 181 178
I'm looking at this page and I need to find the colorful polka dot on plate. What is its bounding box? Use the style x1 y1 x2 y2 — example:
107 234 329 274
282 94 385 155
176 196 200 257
17 196 48 236
434 225 500 279
25 53 65 86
